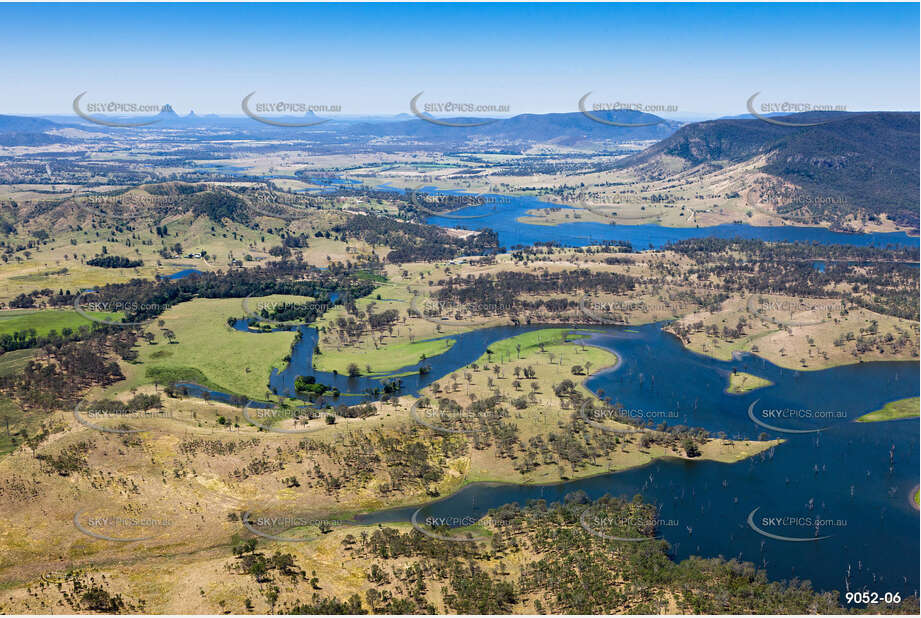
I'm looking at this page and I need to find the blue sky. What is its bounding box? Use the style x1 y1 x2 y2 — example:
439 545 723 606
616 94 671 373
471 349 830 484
1 2 918 116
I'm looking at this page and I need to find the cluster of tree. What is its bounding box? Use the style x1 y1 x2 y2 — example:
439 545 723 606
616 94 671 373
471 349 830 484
666 238 919 320
0 330 130 409
281 232 311 248
35 439 95 476
40 261 375 325
232 538 304 583
332 402 377 419
186 189 251 224
0 320 108 354
430 269 637 321
86 393 162 414
332 214 500 263
142 181 205 197
304 496 874 614
317 298 418 366
237 297 340 326
415 381 708 476
86 255 144 268
294 375 340 399
7 288 52 308
279 426 467 498
34 574 146 613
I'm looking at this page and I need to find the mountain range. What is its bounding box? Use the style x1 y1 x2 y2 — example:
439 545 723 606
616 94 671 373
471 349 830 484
617 111 919 227
2 108 917 227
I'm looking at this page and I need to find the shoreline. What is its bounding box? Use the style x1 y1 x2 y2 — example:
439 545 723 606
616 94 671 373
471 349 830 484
523 193 919 236
360 176 919 239
300 331 780 525
344 448 779 528
661 325 920 374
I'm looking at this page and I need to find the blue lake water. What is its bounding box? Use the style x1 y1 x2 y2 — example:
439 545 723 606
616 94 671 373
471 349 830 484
403 185 919 250
358 415 919 602
162 268 203 281
243 175 919 249
348 327 919 602
165 170 919 600
185 315 919 600
238 320 547 403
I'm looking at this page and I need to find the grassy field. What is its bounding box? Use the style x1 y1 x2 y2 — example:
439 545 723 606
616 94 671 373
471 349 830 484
311 274 495 375
470 328 610 372
0 308 121 337
856 397 920 423
0 348 38 377
726 371 773 394
321 335 455 376
0 201 373 305
359 153 910 235
119 295 310 401
415 328 778 485
0 395 27 458
672 294 919 371
0 520 480 613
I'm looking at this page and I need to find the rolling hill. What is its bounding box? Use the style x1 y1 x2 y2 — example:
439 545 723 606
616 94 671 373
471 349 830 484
617 111 920 228
0 114 70 146
346 109 682 145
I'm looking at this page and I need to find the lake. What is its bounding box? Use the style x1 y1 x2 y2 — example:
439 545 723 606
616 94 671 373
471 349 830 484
350 326 919 603
187 317 919 601
162 268 203 281
409 185 919 250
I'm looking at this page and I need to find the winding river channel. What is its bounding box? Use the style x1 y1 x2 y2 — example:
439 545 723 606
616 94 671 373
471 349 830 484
186 317 918 601
173 181 919 600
